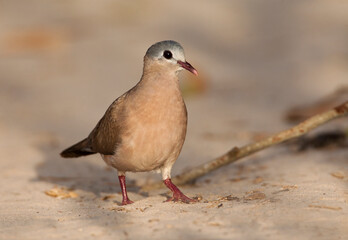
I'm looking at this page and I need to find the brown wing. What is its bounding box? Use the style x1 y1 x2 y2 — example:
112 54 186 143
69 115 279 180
87 95 128 155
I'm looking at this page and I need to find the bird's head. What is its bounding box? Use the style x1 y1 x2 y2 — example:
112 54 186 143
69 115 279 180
144 40 198 76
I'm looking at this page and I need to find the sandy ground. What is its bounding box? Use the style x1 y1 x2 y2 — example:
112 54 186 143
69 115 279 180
1 1 348 239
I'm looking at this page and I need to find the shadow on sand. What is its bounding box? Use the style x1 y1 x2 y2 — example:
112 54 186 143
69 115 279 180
33 139 148 203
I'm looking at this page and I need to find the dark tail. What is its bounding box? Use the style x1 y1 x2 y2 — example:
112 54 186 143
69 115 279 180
60 138 96 158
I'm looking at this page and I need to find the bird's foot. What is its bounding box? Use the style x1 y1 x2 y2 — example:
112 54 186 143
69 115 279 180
163 178 196 204
166 192 196 203
122 198 134 205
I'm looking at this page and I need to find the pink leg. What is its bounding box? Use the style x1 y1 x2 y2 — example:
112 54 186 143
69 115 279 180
163 178 196 203
118 175 134 205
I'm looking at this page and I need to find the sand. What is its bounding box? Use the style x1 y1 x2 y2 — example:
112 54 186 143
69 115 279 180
1 1 347 239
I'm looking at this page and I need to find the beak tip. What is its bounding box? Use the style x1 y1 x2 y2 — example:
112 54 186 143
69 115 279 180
178 60 198 76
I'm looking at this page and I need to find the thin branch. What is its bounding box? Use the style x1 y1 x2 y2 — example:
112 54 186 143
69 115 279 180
142 101 348 191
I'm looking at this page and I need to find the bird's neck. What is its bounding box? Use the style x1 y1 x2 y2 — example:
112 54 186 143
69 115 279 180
140 60 180 90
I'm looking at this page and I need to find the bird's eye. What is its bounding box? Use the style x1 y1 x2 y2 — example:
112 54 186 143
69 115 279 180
163 50 172 59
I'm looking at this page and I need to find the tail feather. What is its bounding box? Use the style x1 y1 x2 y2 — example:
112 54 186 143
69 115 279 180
60 138 96 158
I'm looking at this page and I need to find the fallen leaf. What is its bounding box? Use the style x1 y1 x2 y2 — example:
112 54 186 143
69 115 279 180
308 204 342 211
331 172 345 179
208 222 222 227
45 187 78 199
101 195 116 200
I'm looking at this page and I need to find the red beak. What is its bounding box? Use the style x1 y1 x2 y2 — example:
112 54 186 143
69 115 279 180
177 60 198 76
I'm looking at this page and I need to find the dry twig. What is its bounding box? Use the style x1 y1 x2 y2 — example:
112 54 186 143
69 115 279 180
142 101 348 191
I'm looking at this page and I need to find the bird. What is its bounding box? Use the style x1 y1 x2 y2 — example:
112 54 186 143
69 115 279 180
60 40 198 205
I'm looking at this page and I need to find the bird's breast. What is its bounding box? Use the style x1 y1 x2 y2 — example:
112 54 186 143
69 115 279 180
109 85 187 172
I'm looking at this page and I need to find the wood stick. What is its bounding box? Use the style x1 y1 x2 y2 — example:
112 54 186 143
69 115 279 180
142 101 348 191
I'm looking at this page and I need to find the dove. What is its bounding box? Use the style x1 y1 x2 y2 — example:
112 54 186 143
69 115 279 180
60 40 198 205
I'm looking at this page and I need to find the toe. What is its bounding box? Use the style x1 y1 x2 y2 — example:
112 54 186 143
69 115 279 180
122 199 134 205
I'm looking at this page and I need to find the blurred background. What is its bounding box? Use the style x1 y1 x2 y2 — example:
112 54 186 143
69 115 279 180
1 1 348 239
1 0 347 134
